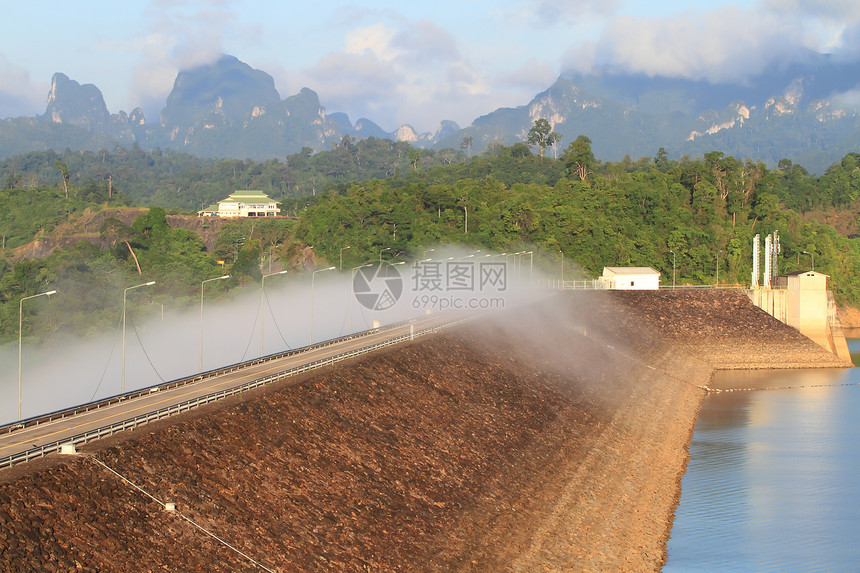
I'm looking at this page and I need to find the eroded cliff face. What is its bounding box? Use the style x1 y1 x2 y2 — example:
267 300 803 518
0 291 844 572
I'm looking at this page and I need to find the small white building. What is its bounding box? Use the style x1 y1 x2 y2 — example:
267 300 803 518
198 190 280 218
600 267 661 290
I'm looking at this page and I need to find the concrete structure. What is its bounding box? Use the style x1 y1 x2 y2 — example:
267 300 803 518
198 190 280 218
747 269 851 362
785 270 828 334
600 267 661 290
751 234 760 288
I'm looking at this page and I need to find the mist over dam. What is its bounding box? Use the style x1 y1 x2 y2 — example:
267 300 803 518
0 290 848 571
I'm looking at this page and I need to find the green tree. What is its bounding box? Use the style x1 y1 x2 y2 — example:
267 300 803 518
55 161 70 198
460 136 474 159
564 135 595 181
547 132 563 159
408 149 422 171
527 119 554 159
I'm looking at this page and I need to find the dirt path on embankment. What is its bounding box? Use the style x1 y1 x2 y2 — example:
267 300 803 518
0 291 847 572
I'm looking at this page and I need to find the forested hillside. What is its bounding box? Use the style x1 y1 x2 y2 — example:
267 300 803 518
0 138 465 211
290 145 860 298
1 136 859 344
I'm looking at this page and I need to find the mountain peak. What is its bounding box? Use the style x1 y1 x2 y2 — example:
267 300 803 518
160 54 281 128
42 72 110 130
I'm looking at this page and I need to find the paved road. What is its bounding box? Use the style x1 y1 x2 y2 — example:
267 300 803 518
0 314 459 468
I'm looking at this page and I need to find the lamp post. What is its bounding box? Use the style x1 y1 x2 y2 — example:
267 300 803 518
379 247 390 263
802 250 815 271
123 281 155 393
423 248 435 259
200 275 230 372
526 251 534 286
510 251 525 273
559 250 564 289
509 251 525 281
310 266 336 344
669 250 676 288
513 251 532 284
716 250 722 286
339 245 350 270
350 263 374 333
18 290 57 420
260 270 287 357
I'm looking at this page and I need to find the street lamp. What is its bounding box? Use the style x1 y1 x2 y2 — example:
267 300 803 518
508 251 523 267
802 250 815 271
123 281 155 393
559 250 564 289
514 251 534 286
526 251 534 286
423 248 435 259
260 270 287 357
339 245 351 270
669 250 676 288
18 290 57 420
350 263 374 333
310 266 336 344
509 251 525 279
200 275 230 372
379 247 391 263
716 250 722 286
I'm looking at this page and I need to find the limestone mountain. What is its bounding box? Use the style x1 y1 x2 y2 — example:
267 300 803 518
439 53 860 172
42 73 111 130
3 53 860 172
159 55 280 129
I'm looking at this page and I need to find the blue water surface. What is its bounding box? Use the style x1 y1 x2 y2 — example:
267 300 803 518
664 339 860 572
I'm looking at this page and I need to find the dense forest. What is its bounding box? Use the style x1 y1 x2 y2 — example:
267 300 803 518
1 134 859 344
0 138 465 213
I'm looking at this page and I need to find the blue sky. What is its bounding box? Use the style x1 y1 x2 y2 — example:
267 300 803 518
1 0 859 132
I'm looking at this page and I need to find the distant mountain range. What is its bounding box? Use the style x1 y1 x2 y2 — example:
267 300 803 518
2 53 860 173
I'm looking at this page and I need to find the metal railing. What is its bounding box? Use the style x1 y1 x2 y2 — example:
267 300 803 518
0 318 461 470
1 316 437 437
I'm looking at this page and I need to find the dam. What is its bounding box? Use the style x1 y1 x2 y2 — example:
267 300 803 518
0 290 849 571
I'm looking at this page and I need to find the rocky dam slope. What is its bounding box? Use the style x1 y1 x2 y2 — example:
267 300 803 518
0 290 849 572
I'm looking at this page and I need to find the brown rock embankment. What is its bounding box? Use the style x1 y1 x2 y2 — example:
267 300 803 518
0 290 847 572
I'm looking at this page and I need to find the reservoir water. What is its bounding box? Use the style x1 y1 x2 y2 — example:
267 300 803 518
664 338 860 572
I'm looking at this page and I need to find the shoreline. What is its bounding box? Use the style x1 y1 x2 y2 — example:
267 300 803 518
0 290 849 571
509 290 849 570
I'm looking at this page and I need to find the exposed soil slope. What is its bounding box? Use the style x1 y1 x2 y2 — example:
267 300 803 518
0 290 846 572
8 208 229 262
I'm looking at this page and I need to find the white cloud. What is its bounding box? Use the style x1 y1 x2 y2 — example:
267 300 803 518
560 1 860 82
495 58 556 91
0 55 45 118
562 5 812 82
767 0 860 52
391 20 461 64
830 85 860 109
525 0 623 24
345 24 400 61
766 0 860 22
303 18 496 131
126 0 250 118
